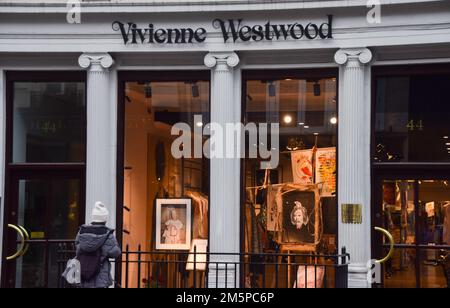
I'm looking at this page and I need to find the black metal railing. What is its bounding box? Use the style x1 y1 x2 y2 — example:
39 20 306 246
55 242 349 288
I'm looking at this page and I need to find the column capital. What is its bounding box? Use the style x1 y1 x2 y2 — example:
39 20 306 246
78 53 114 72
334 48 372 66
204 52 240 70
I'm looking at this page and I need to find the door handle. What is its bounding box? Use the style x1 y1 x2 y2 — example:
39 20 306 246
6 224 25 261
374 226 395 264
17 225 30 257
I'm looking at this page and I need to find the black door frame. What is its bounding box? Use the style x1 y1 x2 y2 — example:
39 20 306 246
1 167 85 288
372 165 450 287
371 63 450 288
1 71 87 288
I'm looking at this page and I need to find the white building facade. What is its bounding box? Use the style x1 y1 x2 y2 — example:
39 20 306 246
1 0 450 288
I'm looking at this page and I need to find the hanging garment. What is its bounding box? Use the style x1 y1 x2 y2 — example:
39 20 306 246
186 191 209 240
266 186 282 232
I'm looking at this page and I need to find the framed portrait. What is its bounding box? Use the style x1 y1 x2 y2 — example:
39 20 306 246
280 185 320 252
155 198 192 250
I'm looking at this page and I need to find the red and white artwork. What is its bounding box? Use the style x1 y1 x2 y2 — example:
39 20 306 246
291 149 314 185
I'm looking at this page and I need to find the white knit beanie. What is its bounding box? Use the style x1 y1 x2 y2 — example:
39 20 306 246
92 201 109 223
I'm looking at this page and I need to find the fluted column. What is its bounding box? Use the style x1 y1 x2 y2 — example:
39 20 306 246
78 53 114 226
334 48 373 288
204 52 240 288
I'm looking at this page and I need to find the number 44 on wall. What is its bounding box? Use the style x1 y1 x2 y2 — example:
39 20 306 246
406 120 424 131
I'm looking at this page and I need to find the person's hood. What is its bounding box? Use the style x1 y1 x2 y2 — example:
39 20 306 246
77 225 111 253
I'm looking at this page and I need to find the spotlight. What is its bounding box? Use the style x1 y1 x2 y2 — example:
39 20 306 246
283 114 293 124
313 81 321 96
144 83 152 98
268 81 276 97
192 83 200 98
330 117 338 125
196 121 203 127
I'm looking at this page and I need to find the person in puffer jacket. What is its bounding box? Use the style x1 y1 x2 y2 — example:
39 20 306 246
75 201 121 288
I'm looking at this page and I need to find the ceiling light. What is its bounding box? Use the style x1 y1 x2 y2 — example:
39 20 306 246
314 133 319 136
446 143 450 146
444 136 449 139
304 125 310 129
330 117 338 125
298 122 305 126
196 121 203 127
283 115 293 124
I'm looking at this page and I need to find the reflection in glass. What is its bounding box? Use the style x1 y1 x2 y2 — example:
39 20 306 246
123 80 210 288
15 178 81 288
375 74 450 162
243 76 338 263
418 180 450 288
13 82 86 163
382 180 415 245
384 249 417 288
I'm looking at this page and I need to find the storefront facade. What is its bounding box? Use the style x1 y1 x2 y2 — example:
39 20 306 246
0 0 449 288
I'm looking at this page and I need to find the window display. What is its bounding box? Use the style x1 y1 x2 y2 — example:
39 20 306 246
242 71 338 257
122 74 210 287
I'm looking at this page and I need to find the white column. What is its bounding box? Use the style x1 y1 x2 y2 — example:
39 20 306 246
0 68 4 276
78 53 115 227
204 52 240 288
335 48 373 288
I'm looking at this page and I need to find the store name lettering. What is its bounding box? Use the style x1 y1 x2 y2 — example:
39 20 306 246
112 15 333 45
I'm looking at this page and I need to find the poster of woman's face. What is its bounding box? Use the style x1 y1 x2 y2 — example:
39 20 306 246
282 190 316 244
156 199 191 250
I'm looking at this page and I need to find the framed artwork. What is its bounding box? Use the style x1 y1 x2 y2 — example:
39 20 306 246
155 198 192 250
279 184 320 252
291 149 314 185
315 147 336 197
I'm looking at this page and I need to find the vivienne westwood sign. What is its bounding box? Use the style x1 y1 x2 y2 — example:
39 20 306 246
112 15 333 45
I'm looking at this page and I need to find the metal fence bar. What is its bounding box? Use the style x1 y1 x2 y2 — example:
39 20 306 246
53 241 349 289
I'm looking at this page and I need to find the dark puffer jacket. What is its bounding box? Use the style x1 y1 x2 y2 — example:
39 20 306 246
75 224 121 288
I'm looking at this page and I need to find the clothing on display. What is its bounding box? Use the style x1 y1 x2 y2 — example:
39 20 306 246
186 191 209 240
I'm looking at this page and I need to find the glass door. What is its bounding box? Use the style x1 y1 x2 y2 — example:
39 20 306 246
1 170 85 288
374 177 450 288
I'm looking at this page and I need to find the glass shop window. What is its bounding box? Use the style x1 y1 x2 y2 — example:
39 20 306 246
243 74 338 258
375 73 450 162
123 78 210 287
12 82 86 163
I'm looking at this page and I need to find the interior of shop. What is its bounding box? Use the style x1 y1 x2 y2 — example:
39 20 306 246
242 74 338 288
121 71 338 288
381 180 450 288
122 76 210 287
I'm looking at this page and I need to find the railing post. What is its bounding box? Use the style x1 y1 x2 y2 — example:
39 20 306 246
137 244 141 289
125 245 129 289
193 246 197 288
